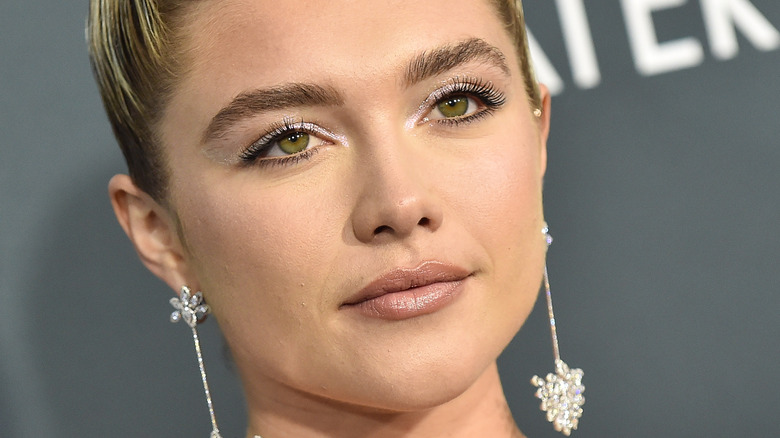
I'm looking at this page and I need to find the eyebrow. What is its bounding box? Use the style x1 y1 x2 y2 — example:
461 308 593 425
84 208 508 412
403 37 511 87
203 83 344 142
203 38 510 143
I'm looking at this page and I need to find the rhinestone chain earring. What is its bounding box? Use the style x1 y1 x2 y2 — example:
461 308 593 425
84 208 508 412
530 224 585 436
170 286 223 438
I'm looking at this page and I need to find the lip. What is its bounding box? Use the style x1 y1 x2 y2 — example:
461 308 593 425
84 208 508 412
340 261 472 320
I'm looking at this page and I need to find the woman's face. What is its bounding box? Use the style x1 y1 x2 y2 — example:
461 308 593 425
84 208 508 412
159 0 549 411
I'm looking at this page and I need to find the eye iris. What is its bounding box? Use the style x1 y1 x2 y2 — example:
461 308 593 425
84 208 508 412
437 96 469 118
279 132 310 154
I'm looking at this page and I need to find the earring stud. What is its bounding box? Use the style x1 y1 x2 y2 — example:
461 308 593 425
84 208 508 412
530 224 585 436
170 286 223 438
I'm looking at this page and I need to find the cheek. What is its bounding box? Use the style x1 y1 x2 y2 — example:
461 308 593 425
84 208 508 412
448 129 545 249
172 176 345 338
446 128 546 324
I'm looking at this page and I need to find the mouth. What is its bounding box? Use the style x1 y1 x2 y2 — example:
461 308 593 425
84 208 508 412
340 261 472 320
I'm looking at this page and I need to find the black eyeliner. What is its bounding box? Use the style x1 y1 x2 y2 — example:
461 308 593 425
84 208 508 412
240 118 330 166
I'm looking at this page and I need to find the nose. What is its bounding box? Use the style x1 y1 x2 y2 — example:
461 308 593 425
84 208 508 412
349 146 443 244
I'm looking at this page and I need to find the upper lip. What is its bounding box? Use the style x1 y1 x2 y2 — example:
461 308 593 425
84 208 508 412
342 260 472 306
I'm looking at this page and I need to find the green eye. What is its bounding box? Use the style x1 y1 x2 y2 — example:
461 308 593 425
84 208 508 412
278 132 310 154
437 96 469 118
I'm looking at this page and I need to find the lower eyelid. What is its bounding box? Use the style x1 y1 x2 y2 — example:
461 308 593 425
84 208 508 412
434 107 496 126
255 148 321 168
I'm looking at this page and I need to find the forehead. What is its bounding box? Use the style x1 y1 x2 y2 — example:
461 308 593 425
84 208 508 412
158 0 521 157
177 0 514 89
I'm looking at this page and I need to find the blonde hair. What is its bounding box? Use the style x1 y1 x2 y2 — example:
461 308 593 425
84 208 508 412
492 0 542 108
87 0 539 201
87 0 193 201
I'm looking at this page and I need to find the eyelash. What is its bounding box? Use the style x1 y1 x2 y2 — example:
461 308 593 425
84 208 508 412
239 118 326 166
424 77 507 126
239 77 507 166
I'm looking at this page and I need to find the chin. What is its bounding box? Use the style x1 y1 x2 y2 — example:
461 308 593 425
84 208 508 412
318 328 511 414
318 368 489 416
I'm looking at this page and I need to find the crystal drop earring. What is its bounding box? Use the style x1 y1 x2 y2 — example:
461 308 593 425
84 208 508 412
530 224 585 436
170 286 223 438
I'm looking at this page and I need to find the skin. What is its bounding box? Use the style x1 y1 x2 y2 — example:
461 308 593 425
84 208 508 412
109 0 551 436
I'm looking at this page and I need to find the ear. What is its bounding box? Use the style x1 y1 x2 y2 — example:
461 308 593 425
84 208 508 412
536 83 552 177
108 174 193 293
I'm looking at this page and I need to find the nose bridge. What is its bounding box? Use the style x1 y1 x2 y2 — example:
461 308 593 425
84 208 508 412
349 126 443 243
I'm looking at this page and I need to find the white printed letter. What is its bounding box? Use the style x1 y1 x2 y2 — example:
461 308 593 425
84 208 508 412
700 0 780 60
526 28 565 95
621 0 705 76
557 0 601 89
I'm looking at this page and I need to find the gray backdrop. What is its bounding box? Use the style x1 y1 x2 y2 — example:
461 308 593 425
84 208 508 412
2 0 778 437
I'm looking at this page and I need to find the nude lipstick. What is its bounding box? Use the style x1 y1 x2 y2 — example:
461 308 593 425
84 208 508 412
341 261 471 320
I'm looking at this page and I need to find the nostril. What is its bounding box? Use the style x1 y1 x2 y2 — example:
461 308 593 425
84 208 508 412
373 225 392 235
418 217 430 227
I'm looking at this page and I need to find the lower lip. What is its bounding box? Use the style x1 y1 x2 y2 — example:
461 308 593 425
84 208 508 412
344 279 466 320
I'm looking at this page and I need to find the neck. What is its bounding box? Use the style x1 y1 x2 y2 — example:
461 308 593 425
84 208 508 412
243 362 524 438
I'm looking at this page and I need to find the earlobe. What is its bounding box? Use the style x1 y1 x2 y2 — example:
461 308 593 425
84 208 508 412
108 174 192 292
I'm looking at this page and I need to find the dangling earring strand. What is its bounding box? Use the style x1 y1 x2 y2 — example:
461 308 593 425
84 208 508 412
170 286 223 438
530 224 585 436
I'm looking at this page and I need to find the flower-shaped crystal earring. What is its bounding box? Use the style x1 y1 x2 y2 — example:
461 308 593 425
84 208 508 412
170 286 223 438
530 224 585 436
